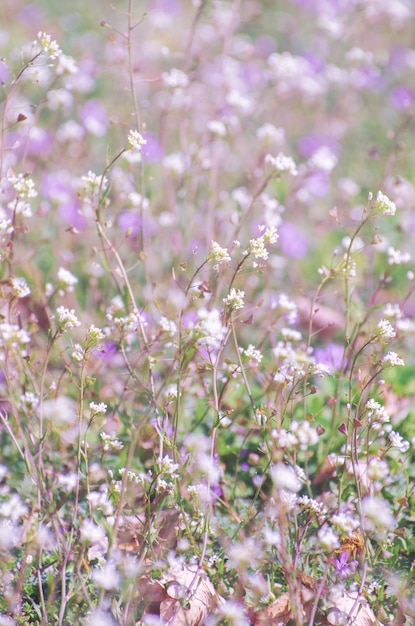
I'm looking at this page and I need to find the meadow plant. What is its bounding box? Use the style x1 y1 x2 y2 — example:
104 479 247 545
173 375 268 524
0 1 415 625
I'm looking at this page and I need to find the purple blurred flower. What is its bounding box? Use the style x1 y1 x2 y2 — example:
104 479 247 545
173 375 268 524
390 86 415 111
302 171 330 197
297 134 340 159
154 0 181 12
118 211 142 238
142 133 163 163
26 127 54 157
41 173 86 230
350 66 382 91
255 36 276 58
279 221 308 259
79 100 108 137
93 341 117 361
314 343 344 372
0 61 10 84
333 551 358 579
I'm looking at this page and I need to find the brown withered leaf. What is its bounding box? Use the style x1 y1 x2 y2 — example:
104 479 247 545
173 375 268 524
160 564 217 626
253 576 318 626
324 590 385 626
137 575 167 615
253 592 291 625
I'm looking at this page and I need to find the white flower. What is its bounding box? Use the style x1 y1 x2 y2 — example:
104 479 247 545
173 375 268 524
332 512 360 535
265 152 298 175
308 146 338 172
223 288 245 311
209 241 231 266
196 307 227 351
159 316 177 335
387 246 411 265
256 123 285 143
318 526 340 550
207 120 226 137
367 457 389 482
56 306 81 330
377 319 396 339
88 490 114 515
10 277 31 298
90 402 107 415
57 267 78 292
361 496 395 536
100 432 124 452
0 494 28 522
35 32 62 60
161 68 189 88
376 191 396 216
128 129 147 151
270 463 301 492
92 561 120 590
388 430 410 452
243 344 263 365
290 420 319 450
162 152 186 176
246 236 269 260
383 351 405 367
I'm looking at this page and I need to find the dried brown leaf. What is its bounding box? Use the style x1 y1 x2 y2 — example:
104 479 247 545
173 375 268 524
325 591 385 626
160 564 217 625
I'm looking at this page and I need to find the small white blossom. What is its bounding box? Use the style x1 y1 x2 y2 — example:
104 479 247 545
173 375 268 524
100 432 124 452
92 561 120 590
383 351 405 367
388 430 409 452
361 496 395 537
0 323 30 356
81 171 108 192
127 129 147 151
332 512 360 535
159 316 177 335
387 246 411 265
88 490 114 515
209 241 231 267
162 152 186 176
270 463 301 492
161 68 189 88
56 306 81 330
243 344 263 365
223 288 245 311
256 123 285 143
377 319 396 339
367 457 389 482
35 32 62 60
90 402 107 415
318 526 340 550
376 191 396 216
265 152 298 175
57 267 78 292
207 120 227 137
10 277 31 299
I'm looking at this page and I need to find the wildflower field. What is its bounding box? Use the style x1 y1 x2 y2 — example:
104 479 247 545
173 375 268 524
1 0 415 624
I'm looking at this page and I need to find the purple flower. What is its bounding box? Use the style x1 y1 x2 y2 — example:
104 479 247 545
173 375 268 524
297 134 340 159
279 221 308 259
41 173 86 230
79 100 108 137
118 211 142 238
313 343 344 372
390 86 415 111
333 551 358 579
142 133 163 163
302 171 330 197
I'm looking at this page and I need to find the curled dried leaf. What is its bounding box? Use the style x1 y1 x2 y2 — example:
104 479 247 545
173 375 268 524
160 564 217 626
